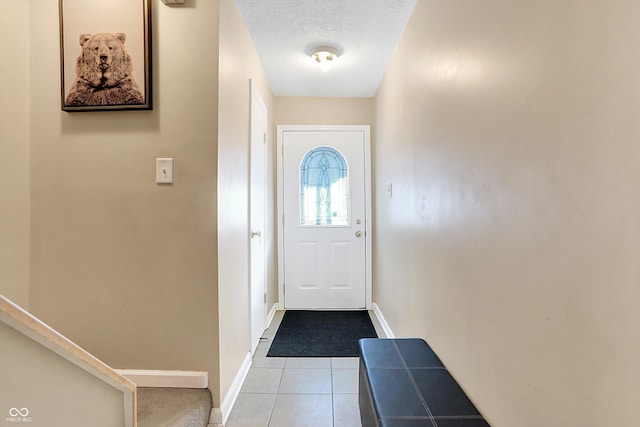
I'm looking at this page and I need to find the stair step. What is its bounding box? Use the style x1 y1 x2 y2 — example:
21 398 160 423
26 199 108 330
137 387 212 427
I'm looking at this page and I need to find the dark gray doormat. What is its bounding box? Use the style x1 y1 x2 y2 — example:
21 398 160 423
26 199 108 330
267 310 378 357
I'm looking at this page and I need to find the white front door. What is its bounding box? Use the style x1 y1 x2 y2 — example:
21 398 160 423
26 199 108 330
278 126 371 309
250 82 267 354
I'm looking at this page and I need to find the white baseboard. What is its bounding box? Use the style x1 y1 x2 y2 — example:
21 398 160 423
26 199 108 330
372 302 395 338
213 351 252 427
208 407 222 427
114 369 208 388
209 306 277 427
266 303 278 329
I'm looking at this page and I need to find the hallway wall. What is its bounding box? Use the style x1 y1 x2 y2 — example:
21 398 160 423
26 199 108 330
218 0 275 407
27 0 221 404
274 97 374 127
0 1 30 308
374 1 640 425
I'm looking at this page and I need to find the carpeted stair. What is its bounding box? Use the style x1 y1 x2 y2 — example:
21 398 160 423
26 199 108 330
137 387 212 427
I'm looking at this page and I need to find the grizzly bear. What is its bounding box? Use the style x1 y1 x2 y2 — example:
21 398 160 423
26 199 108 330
65 33 144 107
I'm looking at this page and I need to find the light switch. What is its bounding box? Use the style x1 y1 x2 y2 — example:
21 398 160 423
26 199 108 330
156 158 173 184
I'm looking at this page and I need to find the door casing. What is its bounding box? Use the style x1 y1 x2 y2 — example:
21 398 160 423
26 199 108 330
276 125 372 310
249 81 267 354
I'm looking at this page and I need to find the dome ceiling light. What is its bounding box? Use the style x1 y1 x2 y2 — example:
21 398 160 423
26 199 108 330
310 46 339 72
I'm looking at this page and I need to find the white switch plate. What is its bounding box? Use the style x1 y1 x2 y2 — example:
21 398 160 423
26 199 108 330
156 158 174 184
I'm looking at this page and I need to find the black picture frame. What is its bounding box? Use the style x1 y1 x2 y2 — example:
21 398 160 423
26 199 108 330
59 0 152 112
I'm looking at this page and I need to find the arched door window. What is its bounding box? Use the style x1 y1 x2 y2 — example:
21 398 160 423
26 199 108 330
300 146 349 225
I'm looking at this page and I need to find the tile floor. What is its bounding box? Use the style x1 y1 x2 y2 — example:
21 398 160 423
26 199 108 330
226 310 386 427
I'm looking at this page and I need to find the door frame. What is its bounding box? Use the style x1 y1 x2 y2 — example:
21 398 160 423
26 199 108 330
276 125 372 310
249 80 268 354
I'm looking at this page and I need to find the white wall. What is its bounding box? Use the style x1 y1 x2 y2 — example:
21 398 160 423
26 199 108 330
374 1 640 425
0 1 30 308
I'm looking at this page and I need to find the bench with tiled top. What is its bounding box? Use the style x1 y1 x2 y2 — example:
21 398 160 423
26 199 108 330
358 338 491 427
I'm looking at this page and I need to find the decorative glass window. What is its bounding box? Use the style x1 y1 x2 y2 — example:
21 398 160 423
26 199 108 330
300 146 349 225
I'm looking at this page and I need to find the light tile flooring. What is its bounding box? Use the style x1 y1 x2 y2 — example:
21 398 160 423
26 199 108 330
226 310 386 427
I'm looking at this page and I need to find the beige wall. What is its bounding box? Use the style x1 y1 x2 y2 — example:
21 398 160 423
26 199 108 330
0 1 30 308
274 97 373 126
27 0 221 404
11 0 639 424
0 322 125 427
218 0 275 405
374 1 640 426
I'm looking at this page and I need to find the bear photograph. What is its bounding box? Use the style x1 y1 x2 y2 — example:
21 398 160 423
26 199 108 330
59 0 151 111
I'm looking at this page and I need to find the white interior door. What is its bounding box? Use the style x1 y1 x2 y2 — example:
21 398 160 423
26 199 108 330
250 82 267 354
279 126 371 309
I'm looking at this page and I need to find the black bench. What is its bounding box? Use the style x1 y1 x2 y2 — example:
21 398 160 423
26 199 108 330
358 338 491 427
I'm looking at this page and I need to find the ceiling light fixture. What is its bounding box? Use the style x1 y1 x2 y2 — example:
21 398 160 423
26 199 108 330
311 46 339 72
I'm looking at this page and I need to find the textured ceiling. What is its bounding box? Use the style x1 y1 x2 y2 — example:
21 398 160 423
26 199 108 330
235 0 417 97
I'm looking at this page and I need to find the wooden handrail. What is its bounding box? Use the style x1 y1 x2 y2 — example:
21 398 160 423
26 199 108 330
0 294 137 427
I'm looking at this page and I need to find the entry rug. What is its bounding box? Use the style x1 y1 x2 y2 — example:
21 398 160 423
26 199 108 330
267 310 378 357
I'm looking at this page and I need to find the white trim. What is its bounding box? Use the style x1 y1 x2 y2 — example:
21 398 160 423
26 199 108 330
277 125 372 310
123 391 134 427
266 302 278 329
249 79 269 355
114 369 208 388
276 126 285 311
372 302 395 338
218 351 252 426
363 126 373 310
208 408 222 427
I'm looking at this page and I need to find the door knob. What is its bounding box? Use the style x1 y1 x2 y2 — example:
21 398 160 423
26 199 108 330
355 231 362 238
251 231 261 238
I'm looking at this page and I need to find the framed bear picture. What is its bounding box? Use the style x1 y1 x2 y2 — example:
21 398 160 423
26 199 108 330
59 0 152 111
